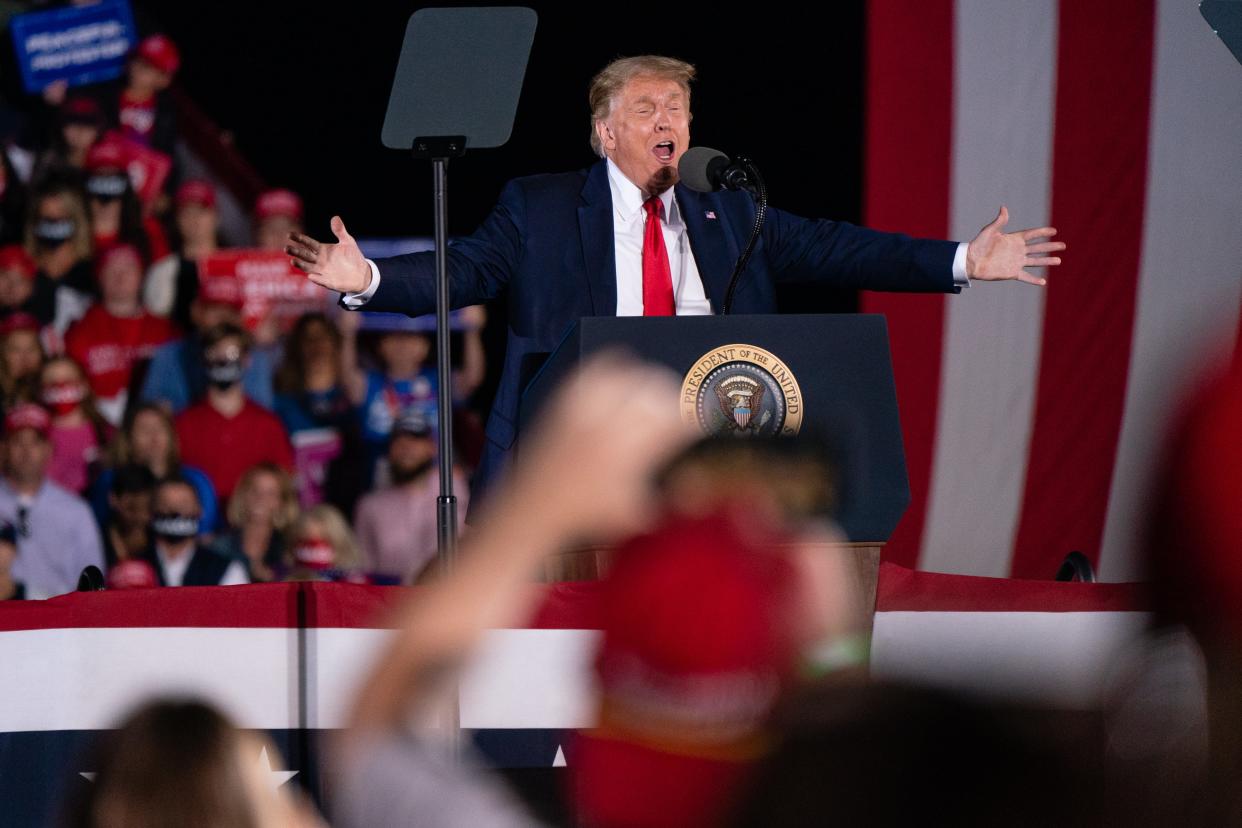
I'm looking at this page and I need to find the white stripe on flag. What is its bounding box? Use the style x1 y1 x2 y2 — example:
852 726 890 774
919 0 1058 575
1097 1 1242 581
871 610 1150 708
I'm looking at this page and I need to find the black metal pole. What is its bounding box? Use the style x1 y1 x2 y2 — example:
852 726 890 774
431 156 458 572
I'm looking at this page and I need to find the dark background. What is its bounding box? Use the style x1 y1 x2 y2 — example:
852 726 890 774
134 2 868 406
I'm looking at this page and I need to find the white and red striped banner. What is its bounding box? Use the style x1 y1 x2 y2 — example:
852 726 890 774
864 0 1242 579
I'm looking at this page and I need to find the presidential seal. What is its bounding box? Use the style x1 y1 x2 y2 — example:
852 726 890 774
680 344 804 437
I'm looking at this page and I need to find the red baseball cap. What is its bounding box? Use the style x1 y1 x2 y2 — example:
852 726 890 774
254 188 303 223
5 403 50 439
0 313 41 336
197 275 245 309
175 179 216 210
0 245 36 279
572 508 800 828
134 34 180 75
85 139 129 172
60 96 104 128
107 559 160 590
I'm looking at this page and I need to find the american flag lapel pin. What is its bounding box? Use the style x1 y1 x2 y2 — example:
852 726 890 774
705 210 716 220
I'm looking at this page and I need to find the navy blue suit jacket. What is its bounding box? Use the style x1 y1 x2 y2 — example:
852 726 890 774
365 158 960 492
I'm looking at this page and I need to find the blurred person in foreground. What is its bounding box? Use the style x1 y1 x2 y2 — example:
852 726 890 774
1144 361 1242 825
141 474 246 587
353 408 466 584
333 354 695 828
175 323 292 503
61 697 321 828
0 403 103 598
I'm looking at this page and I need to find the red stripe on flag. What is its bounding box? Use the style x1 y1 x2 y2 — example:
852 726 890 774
1009 0 1156 578
861 0 953 566
876 562 1149 613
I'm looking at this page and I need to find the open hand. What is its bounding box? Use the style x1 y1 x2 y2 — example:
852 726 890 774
286 216 372 294
966 205 1065 286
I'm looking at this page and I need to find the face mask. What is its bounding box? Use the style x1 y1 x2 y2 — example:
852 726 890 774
205 358 244 389
41 380 85 416
294 539 335 571
86 174 128 201
33 218 75 247
151 513 199 541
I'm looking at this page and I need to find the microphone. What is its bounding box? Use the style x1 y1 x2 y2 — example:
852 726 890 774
678 146 753 192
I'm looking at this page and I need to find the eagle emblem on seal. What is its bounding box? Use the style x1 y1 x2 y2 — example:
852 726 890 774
715 375 765 431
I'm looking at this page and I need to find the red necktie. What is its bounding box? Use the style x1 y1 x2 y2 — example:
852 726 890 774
642 196 675 316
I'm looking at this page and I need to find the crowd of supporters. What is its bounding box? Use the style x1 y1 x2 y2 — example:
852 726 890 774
0 31 487 601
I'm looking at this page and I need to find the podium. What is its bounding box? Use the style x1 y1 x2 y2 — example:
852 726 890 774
520 314 910 608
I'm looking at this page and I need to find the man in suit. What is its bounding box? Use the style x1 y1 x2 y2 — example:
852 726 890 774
285 55 1065 494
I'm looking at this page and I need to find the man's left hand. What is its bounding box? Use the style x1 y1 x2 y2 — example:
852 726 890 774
966 205 1065 286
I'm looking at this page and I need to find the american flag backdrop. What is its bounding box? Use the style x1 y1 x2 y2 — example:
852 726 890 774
864 0 1242 580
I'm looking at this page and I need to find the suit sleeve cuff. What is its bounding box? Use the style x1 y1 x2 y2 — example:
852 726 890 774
952 242 970 288
340 259 381 308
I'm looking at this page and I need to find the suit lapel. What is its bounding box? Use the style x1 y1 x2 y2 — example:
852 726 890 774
577 161 617 316
676 185 736 314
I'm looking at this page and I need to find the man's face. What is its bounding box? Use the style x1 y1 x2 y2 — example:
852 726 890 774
154 482 201 522
389 432 435 480
596 75 691 195
4 429 49 486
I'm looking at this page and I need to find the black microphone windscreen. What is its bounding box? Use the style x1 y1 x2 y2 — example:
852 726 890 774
679 146 730 193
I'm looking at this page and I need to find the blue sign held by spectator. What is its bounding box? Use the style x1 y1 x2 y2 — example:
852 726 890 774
9 0 138 94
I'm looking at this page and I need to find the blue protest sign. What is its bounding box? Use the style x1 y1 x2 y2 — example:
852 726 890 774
9 0 137 94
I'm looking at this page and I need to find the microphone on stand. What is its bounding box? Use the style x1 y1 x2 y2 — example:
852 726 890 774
678 147 768 314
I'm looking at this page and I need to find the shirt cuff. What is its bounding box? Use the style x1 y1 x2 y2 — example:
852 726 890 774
341 259 381 308
952 242 970 288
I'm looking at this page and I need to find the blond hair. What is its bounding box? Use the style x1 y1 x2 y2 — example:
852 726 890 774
289 504 361 572
227 462 299 531
588 55 696 157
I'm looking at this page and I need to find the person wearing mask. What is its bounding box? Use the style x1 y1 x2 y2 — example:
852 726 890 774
283 503 366 583
210 462 299 583
353 410 466 583
175 324 292 503
143 179 220 330
101 463 155 568
64 243 177 423
25 173 94 336
142 474 246 587
0 403 104 598
39 355 111 495
82 138 169 263
139 275 278 413
91 402 217 533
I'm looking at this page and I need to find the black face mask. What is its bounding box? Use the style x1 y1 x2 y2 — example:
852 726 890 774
205 358 244 390
151 513 199 542
33 218 75 247
390 458 434 485
86 174 128 201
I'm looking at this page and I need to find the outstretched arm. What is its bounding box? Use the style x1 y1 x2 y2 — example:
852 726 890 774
964 205 1065 285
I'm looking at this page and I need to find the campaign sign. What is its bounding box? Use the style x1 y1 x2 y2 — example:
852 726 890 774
121 137 171 209
200 250 330 331
354 236 475 332
9 0 137 94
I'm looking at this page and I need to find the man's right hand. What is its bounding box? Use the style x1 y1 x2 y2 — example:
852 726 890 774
286 216 372 294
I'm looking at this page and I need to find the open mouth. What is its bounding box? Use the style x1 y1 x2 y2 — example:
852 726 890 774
652 141 675 162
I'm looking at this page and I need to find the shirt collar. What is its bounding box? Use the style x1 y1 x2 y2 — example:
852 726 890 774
605 157 678 226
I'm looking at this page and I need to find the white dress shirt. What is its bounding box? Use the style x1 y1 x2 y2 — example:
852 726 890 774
342 163 969 309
